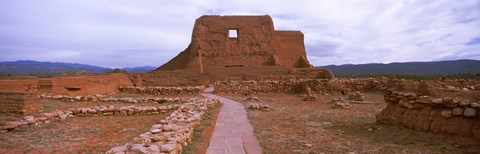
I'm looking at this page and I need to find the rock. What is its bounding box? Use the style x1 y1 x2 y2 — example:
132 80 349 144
148 145 161 153
131 144 148 154
305 144 312 148
150 129 162 134
464 108 477 117
1 122 21 131
59 114 68 120
159 120 168 125
163 125 173 131
430 115 448 133
432 99 443 104
452 108 464 116
403 109 420 128
160 144 176 152
24 116 36 124
74 96 81 100
459 100 471 106
348 91 365 101
332 98 349 109
107 146 127 154
306 121 332 128
440 110 452 118
471 102 480 108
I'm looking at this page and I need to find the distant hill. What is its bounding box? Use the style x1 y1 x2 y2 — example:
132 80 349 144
318 59 480 77
0 60 156 76
122 66 157 73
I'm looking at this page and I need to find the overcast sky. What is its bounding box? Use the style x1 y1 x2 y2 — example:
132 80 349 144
0 0 479 68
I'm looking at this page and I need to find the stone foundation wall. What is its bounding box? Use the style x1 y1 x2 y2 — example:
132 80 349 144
107 99 219 153
118 86 205 95
376 90 480 138
40 94 185 104
214 78 386 94
0 92 41 115
0 104 180 132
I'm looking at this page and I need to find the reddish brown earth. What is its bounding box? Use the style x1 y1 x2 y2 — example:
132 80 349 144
0 113 169 153
222 92 480 153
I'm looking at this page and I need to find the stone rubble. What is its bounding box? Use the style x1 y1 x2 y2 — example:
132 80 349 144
303 87 318 101
347 91 365 101
332 98 350 109
249 103 270 111
106 99 219 154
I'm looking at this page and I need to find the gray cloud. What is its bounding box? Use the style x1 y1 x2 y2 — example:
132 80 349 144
0 0 479 67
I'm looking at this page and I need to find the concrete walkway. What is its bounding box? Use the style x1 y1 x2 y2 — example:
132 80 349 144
202 87 262 154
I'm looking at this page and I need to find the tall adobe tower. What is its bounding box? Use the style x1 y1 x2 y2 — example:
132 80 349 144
143 15 333 86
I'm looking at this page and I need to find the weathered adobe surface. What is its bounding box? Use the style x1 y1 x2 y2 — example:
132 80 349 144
137 15 333 86
0 73 132 95
0 74 132 114
0 92 41 115
376 89 480 138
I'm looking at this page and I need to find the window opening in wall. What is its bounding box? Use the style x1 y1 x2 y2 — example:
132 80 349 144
229 29 238 38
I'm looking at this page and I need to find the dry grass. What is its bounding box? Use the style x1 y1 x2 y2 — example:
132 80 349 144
223 92 480 154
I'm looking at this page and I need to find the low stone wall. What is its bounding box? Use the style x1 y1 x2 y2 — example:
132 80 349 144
0 92 41 115
107 99 219 154
118 86 205 95
0 104 181 132
40 94 185 104
214 78 386 94
376 90 480 138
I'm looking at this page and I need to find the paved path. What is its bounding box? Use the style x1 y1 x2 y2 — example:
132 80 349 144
202 87 262 154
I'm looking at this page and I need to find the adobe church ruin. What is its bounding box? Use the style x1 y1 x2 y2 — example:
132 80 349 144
136 15 334 86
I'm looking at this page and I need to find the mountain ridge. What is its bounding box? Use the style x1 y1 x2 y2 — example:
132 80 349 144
318 59 480 77
0 60 156 76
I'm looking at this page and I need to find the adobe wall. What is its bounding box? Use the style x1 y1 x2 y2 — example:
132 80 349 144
214 78 387 94
149 15 325 85
0 76 39 92
275 31 311 68
40 73 133 95
0 92 41 115
376 90 480 138
156 15 278 71
0 73 133 95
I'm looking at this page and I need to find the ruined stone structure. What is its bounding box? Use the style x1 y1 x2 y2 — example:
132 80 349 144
377 90 480 138
140 15 334 86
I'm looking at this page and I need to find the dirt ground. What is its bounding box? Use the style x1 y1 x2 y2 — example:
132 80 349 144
222 91 480 154
0 93 210 153
0 113 169 153
0 94 200 153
